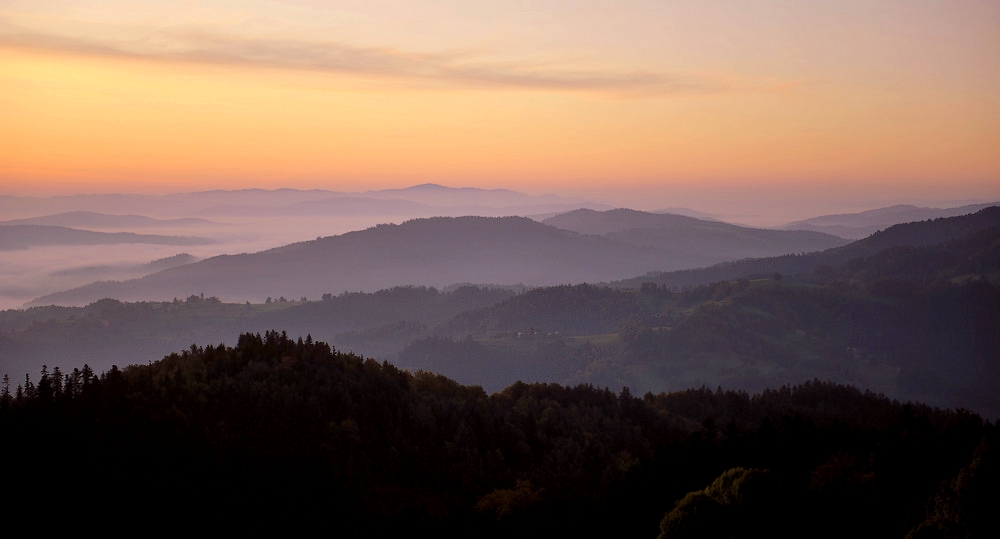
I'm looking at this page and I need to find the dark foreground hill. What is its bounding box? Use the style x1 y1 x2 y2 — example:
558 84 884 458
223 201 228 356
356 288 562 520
2 331 996 537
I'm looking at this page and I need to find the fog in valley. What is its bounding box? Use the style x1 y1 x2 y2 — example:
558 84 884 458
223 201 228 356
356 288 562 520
0 186 606 309
0 215 373 310
5 185 992 311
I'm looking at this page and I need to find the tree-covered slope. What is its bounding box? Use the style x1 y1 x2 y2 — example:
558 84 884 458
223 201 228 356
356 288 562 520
612 205 1000 290
2 333 996 537
395 221 1000 416
0 286 514 376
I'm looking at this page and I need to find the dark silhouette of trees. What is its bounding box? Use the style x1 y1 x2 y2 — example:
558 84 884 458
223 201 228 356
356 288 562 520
1 333 996 536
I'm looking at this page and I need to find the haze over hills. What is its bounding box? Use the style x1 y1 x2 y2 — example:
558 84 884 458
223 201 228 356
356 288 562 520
0 184 611 221
1 184 995 314
4 207 999 420
778 202 998 239
0 185 613 309
0 224 214 250
27 211 850 307
651 207 720 220
614 205 1000 290
25 216 675 306
0 211 213 229
361 183 602 209
542 208 847 265
47 253 199 280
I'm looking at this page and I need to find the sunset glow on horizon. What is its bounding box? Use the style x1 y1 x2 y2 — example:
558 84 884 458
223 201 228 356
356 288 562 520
2 1 998 219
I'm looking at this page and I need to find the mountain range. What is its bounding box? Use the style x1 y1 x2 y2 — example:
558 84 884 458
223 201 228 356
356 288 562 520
25 210 849 307
543 208 845 264
4 186 992 311
615 205 1000 290
3 205 998 419
0 224 214 251
0 211 213 229
0 184 612 220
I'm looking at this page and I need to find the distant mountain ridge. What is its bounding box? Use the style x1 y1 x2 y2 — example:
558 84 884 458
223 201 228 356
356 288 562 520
26 216 666 306
48 253 199 280
615 205 1000 289
779 202 997 239
651 207 719 220
0 211 212 229
543 208 848 265
0 184 611 220
27 210 859 307
0 224 214 251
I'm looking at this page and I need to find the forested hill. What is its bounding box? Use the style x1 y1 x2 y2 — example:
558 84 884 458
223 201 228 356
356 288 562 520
396 218 1000 416
0 285 514 376
2 331 996 537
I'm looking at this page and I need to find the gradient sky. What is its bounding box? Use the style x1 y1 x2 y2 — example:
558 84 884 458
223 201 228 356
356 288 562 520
2 1 998 219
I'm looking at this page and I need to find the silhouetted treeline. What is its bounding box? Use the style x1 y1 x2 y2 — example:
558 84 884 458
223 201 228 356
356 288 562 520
2 331 996 537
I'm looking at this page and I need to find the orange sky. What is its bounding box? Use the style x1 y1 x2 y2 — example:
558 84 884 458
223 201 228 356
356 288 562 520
2 1 998 216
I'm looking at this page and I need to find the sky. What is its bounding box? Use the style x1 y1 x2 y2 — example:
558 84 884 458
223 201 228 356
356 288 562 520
2 0 999 220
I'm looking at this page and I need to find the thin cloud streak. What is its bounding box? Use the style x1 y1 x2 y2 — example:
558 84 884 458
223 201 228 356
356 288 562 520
0 19 742 96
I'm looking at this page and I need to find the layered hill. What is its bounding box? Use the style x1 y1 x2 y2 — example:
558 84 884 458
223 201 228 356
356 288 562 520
0 285 513 377
0 224 214 250
613 205 1000 290
0 184 610 221
5 208 1000 419
28 213 847 307
0 211 212 229
779 202 998 239
395 215 1000 416
542 208 848 267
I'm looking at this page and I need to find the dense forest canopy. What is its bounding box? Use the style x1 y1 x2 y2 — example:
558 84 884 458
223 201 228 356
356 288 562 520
2 331 995 536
